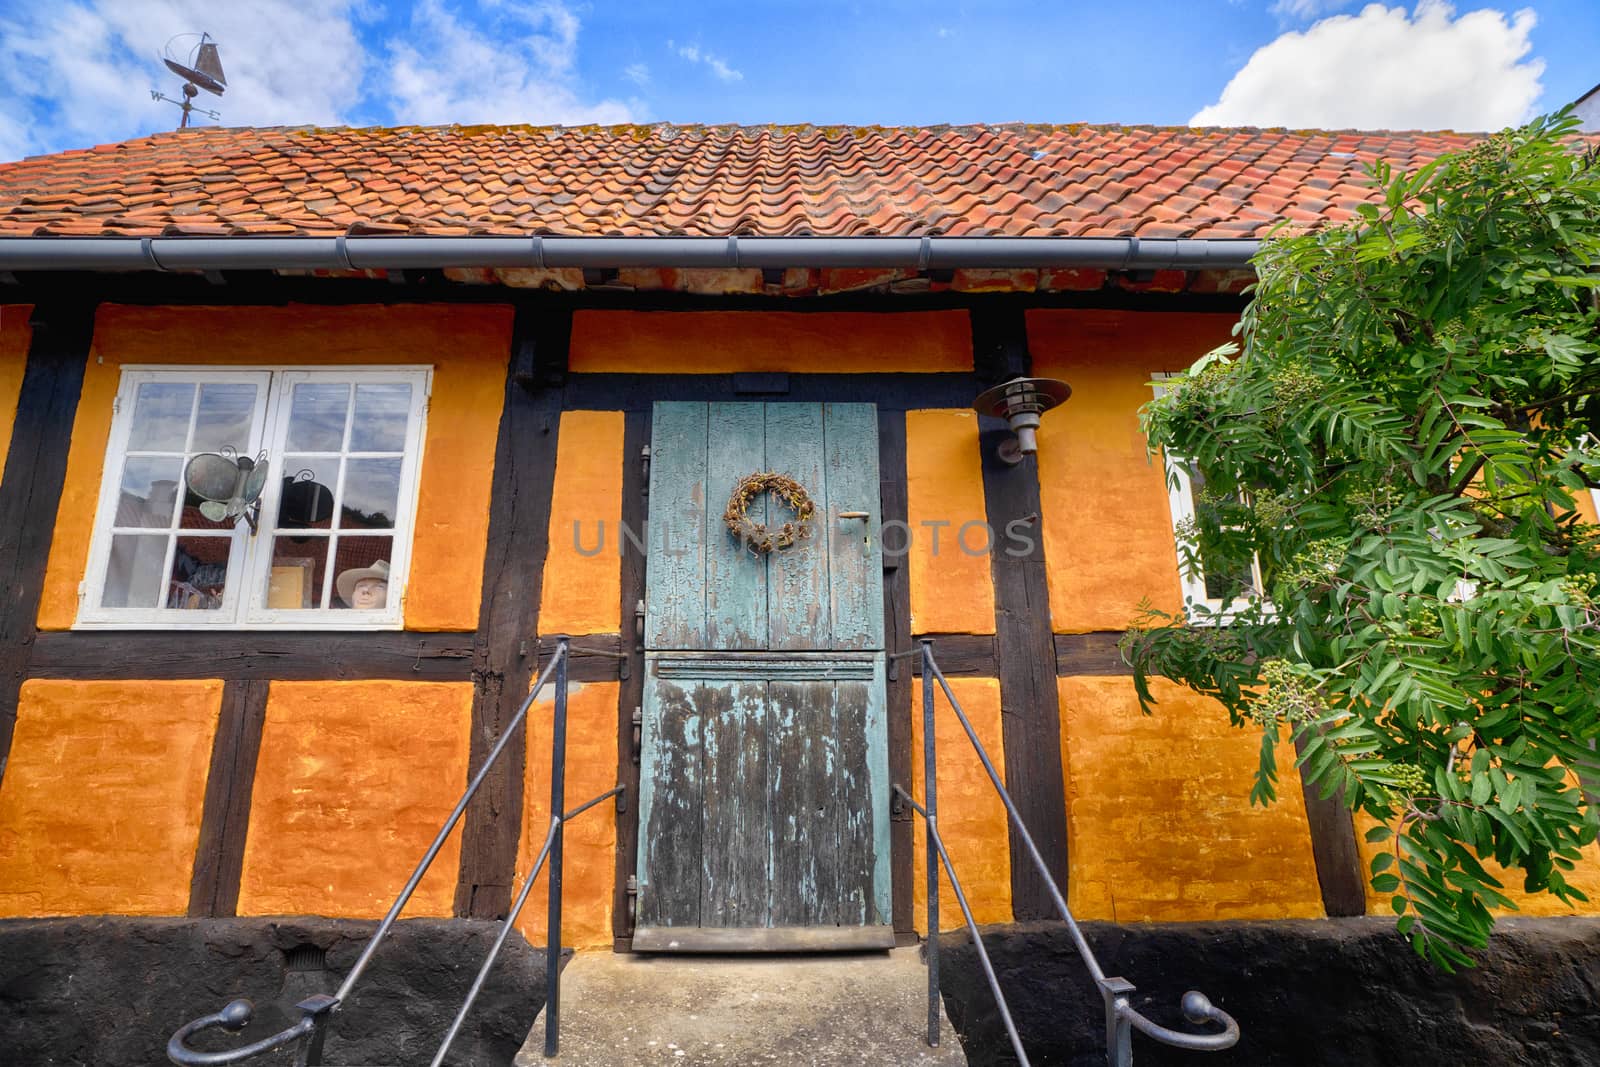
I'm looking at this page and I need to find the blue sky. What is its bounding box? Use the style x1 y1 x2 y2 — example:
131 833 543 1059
0 1 1595 162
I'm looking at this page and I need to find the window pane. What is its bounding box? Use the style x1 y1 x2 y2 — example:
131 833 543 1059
331 536 393 610
166 537 232 610
114 457 181 528
340 458 401 530
276 456 338 530
267 536 329 610
350 383 412 452
192 383 258 454
127 382 193 451
103 534 168 607
285 382 350 452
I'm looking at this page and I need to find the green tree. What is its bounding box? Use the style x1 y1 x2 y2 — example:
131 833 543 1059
1122 113 1600 970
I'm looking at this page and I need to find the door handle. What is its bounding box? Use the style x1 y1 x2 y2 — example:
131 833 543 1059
837 511 869 520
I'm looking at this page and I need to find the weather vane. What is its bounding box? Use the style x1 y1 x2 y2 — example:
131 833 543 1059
150 32 226 129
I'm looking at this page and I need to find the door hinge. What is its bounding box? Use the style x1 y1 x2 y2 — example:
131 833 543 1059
625 875 639 935
630 705 642 765
640 444 651 490
634 598 646 641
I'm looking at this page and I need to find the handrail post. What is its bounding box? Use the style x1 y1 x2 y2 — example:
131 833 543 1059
544 636 571 1058
920 638 940 1049
1099 978 1136 1067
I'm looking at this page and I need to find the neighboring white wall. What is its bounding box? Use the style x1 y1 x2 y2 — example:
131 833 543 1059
1575 83 1600 132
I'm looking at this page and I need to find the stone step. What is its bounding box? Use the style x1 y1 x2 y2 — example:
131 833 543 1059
514 947 968 1066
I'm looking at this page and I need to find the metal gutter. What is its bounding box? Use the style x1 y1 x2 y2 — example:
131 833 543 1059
0 235 1260 273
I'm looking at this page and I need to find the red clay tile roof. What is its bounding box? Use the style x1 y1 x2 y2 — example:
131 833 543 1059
0 123 1489 240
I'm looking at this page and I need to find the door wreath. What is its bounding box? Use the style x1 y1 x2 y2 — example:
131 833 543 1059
724 471 816 554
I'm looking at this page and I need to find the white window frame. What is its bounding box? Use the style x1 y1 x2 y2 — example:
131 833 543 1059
1153 374 1269 625
77 365 431 631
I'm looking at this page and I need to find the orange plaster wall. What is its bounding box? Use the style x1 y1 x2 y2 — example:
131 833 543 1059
1058 675 1324 921
568 310 972 374
0 679 221 916
538 411 625 636
515 680 619 947
0 304 33 477
1354 813 1600 918
911 676 1012 931
237 680 473 918
1577 490 1599 525
37 303 511 631
905 409 995 635
1028 309 1238 633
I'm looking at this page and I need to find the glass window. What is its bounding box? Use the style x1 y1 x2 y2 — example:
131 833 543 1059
79 367 430 629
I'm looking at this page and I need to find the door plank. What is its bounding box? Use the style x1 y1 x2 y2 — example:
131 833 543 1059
637 676 705 928
704 403 769 650
823 403 884 651
701 679 771 928
764 404 831 650
645 402 709 650
833 677 874 927
768 679 839 926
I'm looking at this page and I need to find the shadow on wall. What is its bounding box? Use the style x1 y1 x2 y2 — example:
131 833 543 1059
939 917 1600 1067
0 917 555 1066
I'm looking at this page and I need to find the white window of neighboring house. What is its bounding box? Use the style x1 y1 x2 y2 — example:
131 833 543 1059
1152 374 1269 624
78 366 431 630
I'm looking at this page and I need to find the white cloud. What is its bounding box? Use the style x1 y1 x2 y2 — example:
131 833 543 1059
384 0 635 125
1191 1 1543 130
0 0 637 162
666 38 743 83
0 0 366 161
624 62 650 87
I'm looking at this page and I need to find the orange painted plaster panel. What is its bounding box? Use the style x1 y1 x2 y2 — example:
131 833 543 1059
237 680 473 918
0 679 221 916
0 304 33 477
1576 490 1598 525
905 410 995 635
911 676 1012 931
568 311 971 374
1058 676 1323 921
38 303 511 631
1028 309 1238 633
1354 813 1600 918
538 411 625 636
516 680 619 947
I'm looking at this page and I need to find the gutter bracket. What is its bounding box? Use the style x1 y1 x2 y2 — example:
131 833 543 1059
917 236 932 272
334 234 355 272
727 235 739 268
530 236 545 270
139 237 166 272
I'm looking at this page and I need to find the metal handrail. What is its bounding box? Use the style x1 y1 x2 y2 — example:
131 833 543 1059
899 639 1240 1067
169 635 622 1066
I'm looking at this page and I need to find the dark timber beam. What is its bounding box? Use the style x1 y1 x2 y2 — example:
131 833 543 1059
878 411 915 944
188 678 270 917
0 301 93 787
611 410 651 950
971 305 1071 920
28 631 476 680
454 306 568 919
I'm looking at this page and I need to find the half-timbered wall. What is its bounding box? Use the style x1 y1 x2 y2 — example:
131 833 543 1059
3 294 1599 952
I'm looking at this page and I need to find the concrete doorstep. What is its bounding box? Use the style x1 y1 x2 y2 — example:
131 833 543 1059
514 947 969 1066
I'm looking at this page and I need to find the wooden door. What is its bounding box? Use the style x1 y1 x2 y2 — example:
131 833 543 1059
634 402 891 952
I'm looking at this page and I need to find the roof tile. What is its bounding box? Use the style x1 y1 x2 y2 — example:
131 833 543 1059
0 122 1549 240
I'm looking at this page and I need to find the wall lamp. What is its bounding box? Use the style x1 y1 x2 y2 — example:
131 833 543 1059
974 376 1072 464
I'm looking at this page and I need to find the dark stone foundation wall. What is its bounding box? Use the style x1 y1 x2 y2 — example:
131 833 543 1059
940 917 1600 1067
0 917 550 1066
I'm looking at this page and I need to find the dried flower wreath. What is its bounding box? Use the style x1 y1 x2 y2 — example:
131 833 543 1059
723 471 816 554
